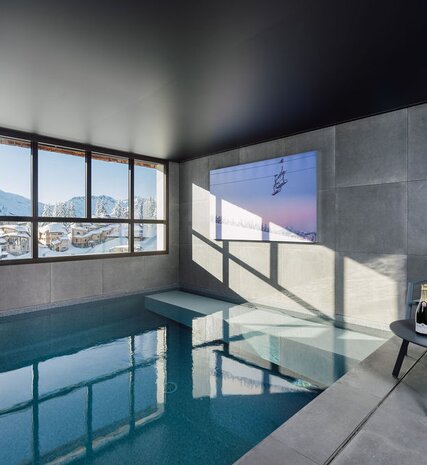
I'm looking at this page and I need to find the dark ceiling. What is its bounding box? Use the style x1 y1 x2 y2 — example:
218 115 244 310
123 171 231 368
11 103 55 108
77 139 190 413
0 0 426 161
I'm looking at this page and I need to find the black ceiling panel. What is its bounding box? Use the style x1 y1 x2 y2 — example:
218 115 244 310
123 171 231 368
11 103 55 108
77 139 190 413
0 0 426 160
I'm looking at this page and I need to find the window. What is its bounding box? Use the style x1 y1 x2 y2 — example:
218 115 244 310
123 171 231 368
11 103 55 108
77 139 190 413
0 137 32 216
0 132 167 263
37 222 129 258
38 145 86 217
92 154 129 219
134 161 166 252
134 224 165 252
134 161 165 220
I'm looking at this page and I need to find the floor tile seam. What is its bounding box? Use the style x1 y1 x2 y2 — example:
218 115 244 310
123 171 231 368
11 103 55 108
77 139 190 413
323 349 427 465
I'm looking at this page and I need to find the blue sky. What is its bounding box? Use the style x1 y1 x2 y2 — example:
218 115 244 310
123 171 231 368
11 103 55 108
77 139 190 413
210 151 317 232
0 144 158 204
0 144 31 199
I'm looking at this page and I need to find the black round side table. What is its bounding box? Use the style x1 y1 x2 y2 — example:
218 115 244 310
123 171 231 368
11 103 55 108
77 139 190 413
390 319 427 377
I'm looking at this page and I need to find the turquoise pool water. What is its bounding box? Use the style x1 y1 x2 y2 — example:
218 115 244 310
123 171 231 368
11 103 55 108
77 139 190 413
0 297 320 465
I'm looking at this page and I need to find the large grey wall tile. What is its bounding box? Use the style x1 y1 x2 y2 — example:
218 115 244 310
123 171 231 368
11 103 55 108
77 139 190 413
286 126 335 190
239 138 286 165
336 110 407 187
225 242 276 305
168 164 180 248
179 157 209 204
179 243 196 288
168 201 179 247
0 263 50 311
336 183 407 254
168 161 180 207
179 201 192 246
51 260 102 302
335 252 407 327
143 246 179 288
208 148 240 171
102 256 146 294
179 241 239 299
407 255 427 283
318 188 336 249
188 197 212 243
408 103 427 181
408 180 427 255
277 244 336 318
102 252 178 294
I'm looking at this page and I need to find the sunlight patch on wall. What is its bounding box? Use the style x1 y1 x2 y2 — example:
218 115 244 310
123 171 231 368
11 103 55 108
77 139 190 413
277 245 335 318
191 183 217 241
228 242 271 279
192 234 223 282
342 255 403 327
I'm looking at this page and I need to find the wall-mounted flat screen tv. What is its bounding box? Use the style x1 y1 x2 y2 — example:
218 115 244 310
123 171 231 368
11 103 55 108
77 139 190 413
210 151 317 242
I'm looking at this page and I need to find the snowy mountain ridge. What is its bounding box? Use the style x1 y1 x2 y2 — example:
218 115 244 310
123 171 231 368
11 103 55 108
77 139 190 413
0 189 44 217
0 190 154 218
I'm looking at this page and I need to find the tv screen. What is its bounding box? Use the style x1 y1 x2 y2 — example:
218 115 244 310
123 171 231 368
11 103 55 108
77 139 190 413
210 151 317 242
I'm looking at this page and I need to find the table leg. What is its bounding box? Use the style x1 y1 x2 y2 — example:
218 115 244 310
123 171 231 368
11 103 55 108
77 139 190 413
392 339 409 378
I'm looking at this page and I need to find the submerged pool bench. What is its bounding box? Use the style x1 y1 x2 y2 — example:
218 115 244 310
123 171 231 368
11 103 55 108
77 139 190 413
145 290 386 387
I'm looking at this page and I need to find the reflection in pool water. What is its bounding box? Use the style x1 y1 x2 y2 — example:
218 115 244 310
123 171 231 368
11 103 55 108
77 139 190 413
0 302 319 465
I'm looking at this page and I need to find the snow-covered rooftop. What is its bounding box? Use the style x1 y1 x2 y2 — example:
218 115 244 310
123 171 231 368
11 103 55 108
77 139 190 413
0 224 28 232
4 232 30 239
39 223 68 234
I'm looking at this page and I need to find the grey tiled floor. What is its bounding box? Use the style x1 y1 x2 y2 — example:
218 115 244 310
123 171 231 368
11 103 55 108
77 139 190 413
236 337 427 465
330 350 427 465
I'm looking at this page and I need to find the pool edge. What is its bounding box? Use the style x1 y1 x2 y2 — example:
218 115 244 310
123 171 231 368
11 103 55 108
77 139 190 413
234 336 427 465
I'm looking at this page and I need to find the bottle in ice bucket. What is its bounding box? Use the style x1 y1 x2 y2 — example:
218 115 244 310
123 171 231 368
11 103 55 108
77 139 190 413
415 283 427 335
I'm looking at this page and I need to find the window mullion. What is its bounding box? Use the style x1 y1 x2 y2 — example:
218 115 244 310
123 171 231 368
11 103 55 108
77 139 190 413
86 151 92 219
129 158 134 253
32 141 38 259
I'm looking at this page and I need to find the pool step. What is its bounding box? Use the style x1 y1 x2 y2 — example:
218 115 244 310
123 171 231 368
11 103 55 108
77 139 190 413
145 291 386 386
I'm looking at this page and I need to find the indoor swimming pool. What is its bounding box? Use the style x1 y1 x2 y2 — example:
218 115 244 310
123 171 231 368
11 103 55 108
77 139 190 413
0 296 321 465
0 292 386 465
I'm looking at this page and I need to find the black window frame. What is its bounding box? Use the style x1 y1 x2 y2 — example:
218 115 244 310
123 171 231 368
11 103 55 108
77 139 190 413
0 128 168 265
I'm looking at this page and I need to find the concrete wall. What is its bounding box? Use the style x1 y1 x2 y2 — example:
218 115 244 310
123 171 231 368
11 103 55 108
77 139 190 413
179 104 427 330
0 162 180 315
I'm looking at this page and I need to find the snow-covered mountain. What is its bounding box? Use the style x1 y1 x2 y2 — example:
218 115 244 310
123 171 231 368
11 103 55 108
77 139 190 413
64 195 120 217
0 190 153 218
0 190 156 218
38 195 123 217
0 189 44 216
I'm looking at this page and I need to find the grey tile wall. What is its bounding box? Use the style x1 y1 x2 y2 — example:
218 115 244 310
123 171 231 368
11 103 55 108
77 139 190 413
240 139 286 165
3 101 427 328
335 110 407 188
407 255 427 283
286 126 335 190
179 103 427 330
51 260 103 302
408 104 427 181
408 180 427 255
336 182 407 254
335 252 407 326
0 263 51 311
